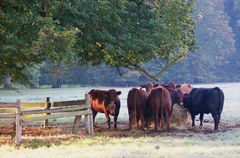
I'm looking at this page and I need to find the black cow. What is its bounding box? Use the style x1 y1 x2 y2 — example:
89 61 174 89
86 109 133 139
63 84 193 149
183 87 224 130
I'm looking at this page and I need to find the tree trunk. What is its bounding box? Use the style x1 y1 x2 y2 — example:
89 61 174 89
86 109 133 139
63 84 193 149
3 75 14 89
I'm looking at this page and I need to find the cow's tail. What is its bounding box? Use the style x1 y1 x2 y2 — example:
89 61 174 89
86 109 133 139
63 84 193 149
215 87 224 115
161 88 165 127
134 89 138 125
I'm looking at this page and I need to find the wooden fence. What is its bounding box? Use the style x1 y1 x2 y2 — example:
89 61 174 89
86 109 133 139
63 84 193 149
0 94 94 145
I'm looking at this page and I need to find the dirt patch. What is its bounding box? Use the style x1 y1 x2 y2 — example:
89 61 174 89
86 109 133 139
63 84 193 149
1 119 240 146
93 119 240 138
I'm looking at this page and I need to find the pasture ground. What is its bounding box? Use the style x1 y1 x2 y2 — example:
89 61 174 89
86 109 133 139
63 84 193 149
0 83 240 157
0 119 240 158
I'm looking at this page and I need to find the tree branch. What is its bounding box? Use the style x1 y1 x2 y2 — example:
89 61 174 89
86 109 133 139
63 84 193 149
154 56 185 77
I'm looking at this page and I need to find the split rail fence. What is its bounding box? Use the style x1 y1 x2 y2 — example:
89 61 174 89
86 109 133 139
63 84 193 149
0 94 94 145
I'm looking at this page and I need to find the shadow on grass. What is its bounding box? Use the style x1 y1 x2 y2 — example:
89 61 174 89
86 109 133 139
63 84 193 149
1 119 240 149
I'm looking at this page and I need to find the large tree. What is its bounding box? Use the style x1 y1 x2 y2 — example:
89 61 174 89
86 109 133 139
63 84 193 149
0 0 196 87
65 0 196 81
0 0 77 88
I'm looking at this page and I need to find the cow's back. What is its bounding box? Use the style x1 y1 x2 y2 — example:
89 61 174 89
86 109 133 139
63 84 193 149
205 87 224 115
188 87 224 114
127 88 148 128
89 90 106 103
148 88 171 109
127 88 148 115
147 87 172 130
189 88 208 113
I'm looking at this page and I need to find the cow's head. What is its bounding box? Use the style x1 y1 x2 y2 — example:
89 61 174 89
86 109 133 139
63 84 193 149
167 82 176 92
171 89 184 106
181 83 193 95
105 89 121 115
176 85 184 106
140 82 158 93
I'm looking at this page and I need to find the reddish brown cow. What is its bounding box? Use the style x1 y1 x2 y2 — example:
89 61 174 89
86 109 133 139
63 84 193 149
164 83 184 107
89 89 121 129
140 82 160 94
127 88 148 129
163 82 176 93
146 87 172 131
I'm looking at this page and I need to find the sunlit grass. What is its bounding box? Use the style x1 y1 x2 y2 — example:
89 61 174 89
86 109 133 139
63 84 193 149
1 128 240 158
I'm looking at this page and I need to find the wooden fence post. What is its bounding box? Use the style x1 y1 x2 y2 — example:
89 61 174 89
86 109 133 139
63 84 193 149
84 94 94 135
15 99 22 145
44 97 51 128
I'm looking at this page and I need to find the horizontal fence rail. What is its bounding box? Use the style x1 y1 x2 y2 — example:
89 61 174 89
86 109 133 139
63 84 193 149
0 94 93 145
0 102 17 128
21 105 89 115
52 100 85 107
22 110 92 124
0 103 17 109
0 113 16 118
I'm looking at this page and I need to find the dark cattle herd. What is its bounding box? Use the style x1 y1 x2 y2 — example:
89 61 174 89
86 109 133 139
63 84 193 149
89 82 225 131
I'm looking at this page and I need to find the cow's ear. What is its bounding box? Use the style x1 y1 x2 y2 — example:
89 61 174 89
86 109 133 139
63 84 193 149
140 85 145 88
176 84 181 88
117 91 121 95
104 92 109 97
162 84 168 88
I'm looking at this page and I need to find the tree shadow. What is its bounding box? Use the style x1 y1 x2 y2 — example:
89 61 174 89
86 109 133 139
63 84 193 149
1 119 240 149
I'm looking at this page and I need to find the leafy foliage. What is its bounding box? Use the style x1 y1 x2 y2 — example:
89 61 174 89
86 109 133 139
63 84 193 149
0 0 196 86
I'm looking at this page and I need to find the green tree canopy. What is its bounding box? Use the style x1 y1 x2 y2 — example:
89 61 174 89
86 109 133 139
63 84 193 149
0 0 196 84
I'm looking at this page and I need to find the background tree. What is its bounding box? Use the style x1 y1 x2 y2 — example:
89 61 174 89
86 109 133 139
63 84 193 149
49 0 196 81
0 1 54 88
160 0 236 83
224 0 240 81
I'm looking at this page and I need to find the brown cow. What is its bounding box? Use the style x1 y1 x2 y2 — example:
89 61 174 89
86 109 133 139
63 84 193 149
127 88 148 129
89 89 121 129
146 87 172 131
140 82 160 94
163 82 176 93
164 83 184 107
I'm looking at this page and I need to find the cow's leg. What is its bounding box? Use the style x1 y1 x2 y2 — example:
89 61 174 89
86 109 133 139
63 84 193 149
191 113 195 127
144 117 149 130
92 110 98 127
159 109 163 129
128 112 133 129
154 111 159 131
140 111 145 130
114 115 118 129
165 111 170 132
105 113 111 129
212 113 220 130
199 113 204 126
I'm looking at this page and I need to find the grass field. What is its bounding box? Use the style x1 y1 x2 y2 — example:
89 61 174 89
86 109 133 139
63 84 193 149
0 83 240 158
1 124 240 158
